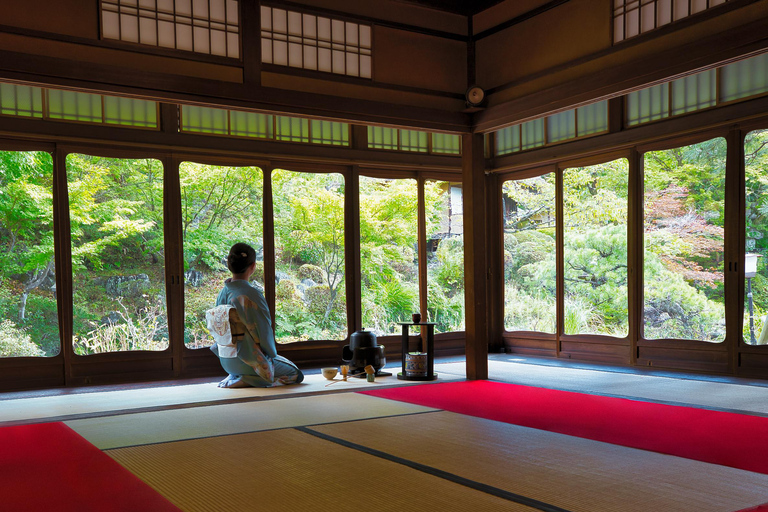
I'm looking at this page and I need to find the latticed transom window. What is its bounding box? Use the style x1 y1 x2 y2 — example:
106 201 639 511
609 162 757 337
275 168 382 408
495 100 608 156
627 53 768 127
613 0 729 43
261 5 372 79
0 82 158 128
101 0 240 58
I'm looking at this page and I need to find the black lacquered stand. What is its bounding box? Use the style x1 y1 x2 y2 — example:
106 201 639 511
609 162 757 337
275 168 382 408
397 322 438 381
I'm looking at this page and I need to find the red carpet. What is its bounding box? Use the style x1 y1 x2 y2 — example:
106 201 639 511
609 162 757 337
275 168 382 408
0 422 181 512
361 380 768 475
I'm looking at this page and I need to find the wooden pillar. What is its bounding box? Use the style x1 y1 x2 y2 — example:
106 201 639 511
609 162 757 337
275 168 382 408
462 132 489 380
163 155 184 376
418 176 428 320
627 148 643 365
263 166 277 330
346 165 362 334
726 127 745 373
52 146 73 384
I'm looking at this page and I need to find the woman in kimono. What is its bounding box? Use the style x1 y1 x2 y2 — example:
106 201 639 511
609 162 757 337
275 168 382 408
209 243 304 387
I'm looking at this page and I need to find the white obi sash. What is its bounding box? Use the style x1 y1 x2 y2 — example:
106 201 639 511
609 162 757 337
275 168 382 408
206 305 237 358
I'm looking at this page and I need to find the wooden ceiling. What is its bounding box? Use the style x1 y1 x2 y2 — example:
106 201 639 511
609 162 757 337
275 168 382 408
395 0 506 16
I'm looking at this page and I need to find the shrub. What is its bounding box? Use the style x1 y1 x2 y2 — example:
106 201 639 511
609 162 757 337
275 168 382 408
276 279 298 301
0 319 44 357
297 264 324 284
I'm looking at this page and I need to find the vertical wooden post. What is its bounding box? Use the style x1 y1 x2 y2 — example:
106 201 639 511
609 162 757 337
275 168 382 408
52 146 73 384
263 166 277 331
240 0 261 86
163 155 184 376
346 165 362 335
726 127 745 373
627 148 643 365
485 174 503 353
417 176 428 320
555 168 564 355
462 132 488 380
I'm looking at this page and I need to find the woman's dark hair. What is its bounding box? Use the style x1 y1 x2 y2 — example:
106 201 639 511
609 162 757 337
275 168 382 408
227 243 256 274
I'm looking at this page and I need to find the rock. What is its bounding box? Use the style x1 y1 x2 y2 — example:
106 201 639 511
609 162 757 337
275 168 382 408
185 269 204 287
275 271 291 283
105 274 150 297
100 311 122 325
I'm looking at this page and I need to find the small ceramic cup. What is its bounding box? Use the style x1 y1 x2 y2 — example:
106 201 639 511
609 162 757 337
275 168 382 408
412 313 421 324
321 367 338 380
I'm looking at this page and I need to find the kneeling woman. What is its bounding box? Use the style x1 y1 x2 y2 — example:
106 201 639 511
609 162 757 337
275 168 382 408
210 243 304 387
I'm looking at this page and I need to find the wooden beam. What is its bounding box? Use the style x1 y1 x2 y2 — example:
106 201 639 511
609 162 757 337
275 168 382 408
462 132 488 379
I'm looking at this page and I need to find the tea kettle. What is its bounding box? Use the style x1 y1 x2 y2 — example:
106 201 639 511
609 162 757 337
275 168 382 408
342 329 386 375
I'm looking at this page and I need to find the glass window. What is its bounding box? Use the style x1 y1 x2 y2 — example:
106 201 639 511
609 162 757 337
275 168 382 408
180 162 263 349
643 138 725 342
577 100 609 136
275 116 309 143
261 6 371 78
627 83 669 126
272 169 346 342
400 130 428 153
496 125 520 156
521 119 545 150
721 53 768 103
0 83 43 118
431 133 461 155
359 177 419 335
502 173 556 333
670 69 717 115
67 154 168 354
426 181 464 333
563 158 629 337
547 110 576 144
614 0 731 43
101 0 240 58
0 151 60 357
744 129 768 345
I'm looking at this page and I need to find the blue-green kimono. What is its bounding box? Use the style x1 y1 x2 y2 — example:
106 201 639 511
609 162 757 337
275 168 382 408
209 279 303 388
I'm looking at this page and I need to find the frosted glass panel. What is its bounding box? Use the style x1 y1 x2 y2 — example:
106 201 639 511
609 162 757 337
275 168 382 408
101 0 240 57
275 116 309 142
577 100 608 136
0 83 43 117
521 119 545 150
432 133 461 155
627 83 669 126
721 53 768 103
400 130 428 152
260 6 371 79
496 125 520 155
310 120 349 146
368 126 399 150
547 110 576 143
180 105 228 134
103 96 157 127
46 90 103 123
230 111 273 139
671 69 716 115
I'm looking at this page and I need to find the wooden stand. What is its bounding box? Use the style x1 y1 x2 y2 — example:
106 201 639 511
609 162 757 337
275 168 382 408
397 322 437 381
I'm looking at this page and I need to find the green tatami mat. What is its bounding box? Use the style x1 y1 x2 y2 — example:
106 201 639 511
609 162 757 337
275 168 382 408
308 411 768 512
67 392 435 449
108 427 539 512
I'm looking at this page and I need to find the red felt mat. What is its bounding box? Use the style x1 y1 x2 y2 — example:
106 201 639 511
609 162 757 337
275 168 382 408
0 422 181 512
361 380 768 475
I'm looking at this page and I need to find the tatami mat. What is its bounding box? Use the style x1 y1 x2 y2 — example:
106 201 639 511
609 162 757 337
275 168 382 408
1 368 462 425
107 427 535 512
468 359 768 415
67 393 435 449
308 411 768 512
